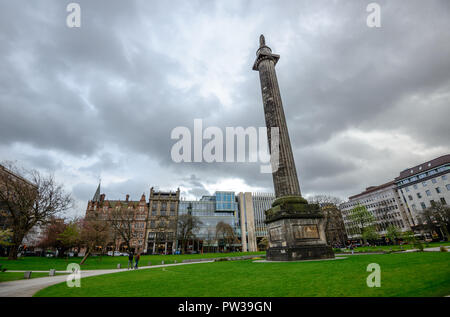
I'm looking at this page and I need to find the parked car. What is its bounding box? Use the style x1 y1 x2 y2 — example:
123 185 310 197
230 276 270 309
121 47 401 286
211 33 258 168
107 251 127 256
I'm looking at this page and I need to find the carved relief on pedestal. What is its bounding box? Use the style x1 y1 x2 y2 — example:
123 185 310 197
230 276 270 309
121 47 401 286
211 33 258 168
292 224 320 240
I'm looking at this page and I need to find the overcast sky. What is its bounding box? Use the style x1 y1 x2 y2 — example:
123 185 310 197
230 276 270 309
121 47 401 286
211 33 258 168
1 0 449 218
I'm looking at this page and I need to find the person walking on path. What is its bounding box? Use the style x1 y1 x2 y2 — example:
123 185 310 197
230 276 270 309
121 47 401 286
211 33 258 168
128 252 134 270
134 253 140 269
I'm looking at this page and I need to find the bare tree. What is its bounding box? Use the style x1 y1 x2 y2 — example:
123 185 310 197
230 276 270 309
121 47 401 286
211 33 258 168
38 217 68 257
107 207 136 252
0 162 73 259
419 202 450 240
80 213 109 265
177 213 202 254
309 195 347 246
204 228 215 253
215 221 237 252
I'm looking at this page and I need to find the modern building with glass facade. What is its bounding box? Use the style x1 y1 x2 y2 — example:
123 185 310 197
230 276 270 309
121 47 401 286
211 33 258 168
178 191 239 252
178 191 276 253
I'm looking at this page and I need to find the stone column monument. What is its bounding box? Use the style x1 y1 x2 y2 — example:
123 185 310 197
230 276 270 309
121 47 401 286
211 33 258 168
253 35 334 261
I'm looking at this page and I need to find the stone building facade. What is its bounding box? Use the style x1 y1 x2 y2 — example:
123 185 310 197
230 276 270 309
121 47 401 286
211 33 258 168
320 204 348 247
147 187 180 254
85 188 148 254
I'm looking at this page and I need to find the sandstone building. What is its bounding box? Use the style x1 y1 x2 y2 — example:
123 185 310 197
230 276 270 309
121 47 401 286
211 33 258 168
147 187 180 254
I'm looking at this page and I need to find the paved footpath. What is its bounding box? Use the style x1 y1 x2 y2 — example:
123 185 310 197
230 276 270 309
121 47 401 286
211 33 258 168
0 261 213 297
336 246 447 256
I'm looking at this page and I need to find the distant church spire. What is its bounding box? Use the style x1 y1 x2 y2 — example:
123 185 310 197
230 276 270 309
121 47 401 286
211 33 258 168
92 182 101 202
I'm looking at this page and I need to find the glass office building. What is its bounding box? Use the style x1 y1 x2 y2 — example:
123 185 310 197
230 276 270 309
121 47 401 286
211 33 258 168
178 191 240 252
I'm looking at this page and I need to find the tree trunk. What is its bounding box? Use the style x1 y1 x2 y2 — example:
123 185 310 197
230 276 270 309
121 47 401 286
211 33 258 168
181 240 186 254
8 233 25 260
80 247 90 265
8 244 20 260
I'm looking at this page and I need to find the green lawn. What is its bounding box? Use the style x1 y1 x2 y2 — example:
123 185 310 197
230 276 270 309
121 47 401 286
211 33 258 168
0 272 66 283
0 251 264 271
34 252 450 297
336 241 450 253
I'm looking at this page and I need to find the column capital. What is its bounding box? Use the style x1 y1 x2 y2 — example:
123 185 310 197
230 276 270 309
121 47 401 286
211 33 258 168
252 35 280 70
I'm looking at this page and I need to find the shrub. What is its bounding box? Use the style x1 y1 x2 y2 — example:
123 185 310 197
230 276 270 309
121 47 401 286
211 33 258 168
414 241 424 251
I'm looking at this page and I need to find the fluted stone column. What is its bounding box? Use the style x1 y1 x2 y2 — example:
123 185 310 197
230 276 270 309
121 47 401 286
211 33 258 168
253 35 334 261
253 35 301 199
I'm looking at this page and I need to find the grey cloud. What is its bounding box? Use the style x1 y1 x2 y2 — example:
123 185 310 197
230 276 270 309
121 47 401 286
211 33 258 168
0 0 449 209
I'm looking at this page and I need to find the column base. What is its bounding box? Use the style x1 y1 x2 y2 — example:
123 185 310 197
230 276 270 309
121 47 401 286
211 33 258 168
267 245 334 261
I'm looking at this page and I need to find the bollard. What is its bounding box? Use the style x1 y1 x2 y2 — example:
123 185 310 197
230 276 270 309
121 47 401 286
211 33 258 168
117 263 121 269
24 271 32 279
161 260 164 265
49 269 56 276
148 261 151 266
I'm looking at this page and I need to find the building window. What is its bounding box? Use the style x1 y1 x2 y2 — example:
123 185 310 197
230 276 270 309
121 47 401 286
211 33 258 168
435 187 441 194
405 187 410 192
422 181 427 187
413 184 418 189
425 190 431 196
420 202 426 210
432 178 437 184
411 204 416 211
443 175 448 180
446 184 450 191
417 193 422 199
441 198 447 205
408 195 413 201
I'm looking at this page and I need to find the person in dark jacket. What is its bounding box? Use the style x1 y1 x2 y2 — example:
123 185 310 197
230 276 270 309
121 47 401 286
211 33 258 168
128 252 134 270
134 253 140 269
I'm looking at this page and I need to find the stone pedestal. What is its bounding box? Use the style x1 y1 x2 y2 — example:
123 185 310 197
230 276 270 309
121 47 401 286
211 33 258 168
265 196 334 261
